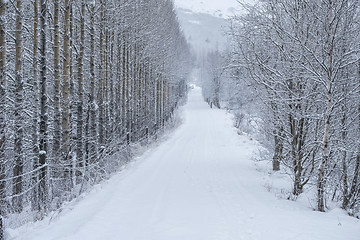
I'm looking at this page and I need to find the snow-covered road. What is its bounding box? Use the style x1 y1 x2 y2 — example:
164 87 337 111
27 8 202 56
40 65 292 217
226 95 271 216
12 87 359 240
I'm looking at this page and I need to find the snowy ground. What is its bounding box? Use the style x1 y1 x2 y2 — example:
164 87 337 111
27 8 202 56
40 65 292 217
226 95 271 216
8 86 360 240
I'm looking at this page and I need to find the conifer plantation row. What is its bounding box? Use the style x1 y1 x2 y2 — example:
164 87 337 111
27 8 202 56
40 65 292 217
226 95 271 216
0 0 191 223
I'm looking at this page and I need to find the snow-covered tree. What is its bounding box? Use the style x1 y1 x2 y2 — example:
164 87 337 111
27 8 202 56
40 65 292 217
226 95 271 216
0 0 191 226
227 0 360 213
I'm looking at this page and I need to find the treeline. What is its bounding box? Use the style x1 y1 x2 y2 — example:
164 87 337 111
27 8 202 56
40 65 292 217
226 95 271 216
227 0 360 213
200 50 223 109
0 0 191 223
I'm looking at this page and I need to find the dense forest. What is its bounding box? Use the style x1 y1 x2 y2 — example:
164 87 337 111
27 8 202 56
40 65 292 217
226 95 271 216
201 0 360 215
0 0 191 230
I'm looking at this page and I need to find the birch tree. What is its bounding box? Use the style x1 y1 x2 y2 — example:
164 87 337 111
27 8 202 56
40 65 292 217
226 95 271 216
227 0 360 212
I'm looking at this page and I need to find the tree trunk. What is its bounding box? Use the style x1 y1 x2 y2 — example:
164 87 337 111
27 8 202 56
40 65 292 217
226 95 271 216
0 216 3 240
317 72 331 212
0 0 7 215
105 28 110 142
76 0 85 179
38 0 48 213
108 30 114 139
121 37 127 137
52 0 61 199
272 127 282 171
317 0 334 212
31 0 40 212
89 2 97 162
62 0 71 189
98 0 104 147
53 0 61 160
341 102 349 209
346 86 360 208
13 0 24 212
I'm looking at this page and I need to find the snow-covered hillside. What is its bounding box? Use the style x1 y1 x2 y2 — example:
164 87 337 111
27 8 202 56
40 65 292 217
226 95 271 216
174 0 255 53
174 0 240 18
176 9 228 53
173 0 245 53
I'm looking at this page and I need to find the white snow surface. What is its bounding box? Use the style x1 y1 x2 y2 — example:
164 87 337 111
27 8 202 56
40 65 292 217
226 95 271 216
9 87 360 240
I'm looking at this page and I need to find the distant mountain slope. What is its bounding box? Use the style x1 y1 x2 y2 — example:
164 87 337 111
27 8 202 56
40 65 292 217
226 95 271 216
174 0 255 53
174 0 240 18
176 8 228 53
